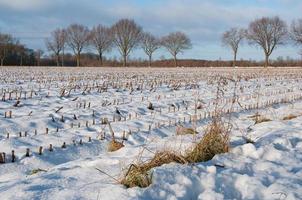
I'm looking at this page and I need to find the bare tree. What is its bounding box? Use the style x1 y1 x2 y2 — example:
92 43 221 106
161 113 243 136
290 19 302 66
222 28 246 67
0 33 14 66
141 32 160 66
16 44 26 66
45 28 66 66
111 19 142 67
290 19 302 44
300 50 302 66
246 16 288 68
161 32 192 67
66 24 90 67
60 29 67 66
90 25 113 66
35 49 44 66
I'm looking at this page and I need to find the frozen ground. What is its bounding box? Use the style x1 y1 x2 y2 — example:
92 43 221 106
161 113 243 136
0 67 302 200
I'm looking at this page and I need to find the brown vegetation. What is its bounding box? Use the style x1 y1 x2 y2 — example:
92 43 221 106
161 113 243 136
121 119 230 188
176 125 197 135
283 114 298 120
108 140 124 152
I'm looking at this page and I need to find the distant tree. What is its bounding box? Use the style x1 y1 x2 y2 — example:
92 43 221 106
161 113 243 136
300 50 302 66
16 44 26 66
90 25 113 66
290 19 302 44
222 28 246 67
66 24 90 67
111 19 142 67
141 32 160 66
60 29 67 66
0 33 14 66
45 28 67 66
290 19 302 64
246 16 288 67
35 49 44 66
161 32 192 67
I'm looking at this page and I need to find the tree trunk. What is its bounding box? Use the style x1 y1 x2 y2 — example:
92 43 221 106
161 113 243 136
148 55 152 67
233 51 237 67
264 54 269 68
173 54 177 67
99 52 103 66
61 49 64 67
56 54 60 66
76 53 80 67
20 56 23 66
123 54 127 67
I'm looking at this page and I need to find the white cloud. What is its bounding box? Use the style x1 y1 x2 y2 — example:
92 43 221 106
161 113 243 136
0 0 51 11
0 0 300 60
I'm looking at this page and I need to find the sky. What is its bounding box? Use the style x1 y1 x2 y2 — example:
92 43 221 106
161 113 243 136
0 0 301 61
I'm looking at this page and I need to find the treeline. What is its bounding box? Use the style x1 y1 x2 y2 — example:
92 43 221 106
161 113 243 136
0 16 302 67
38 55 301 67
0 34 38 66
43 19 191 67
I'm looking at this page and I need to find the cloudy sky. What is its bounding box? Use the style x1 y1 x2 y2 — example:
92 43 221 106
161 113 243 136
0 0 301 61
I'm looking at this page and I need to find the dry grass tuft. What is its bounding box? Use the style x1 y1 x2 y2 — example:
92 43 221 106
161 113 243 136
185 120 229 163
121 151 187 188
108 140 124 152
176 126 197 135
254 116 271 124
29 168 47 175
282 114 298 120
121 119 230 188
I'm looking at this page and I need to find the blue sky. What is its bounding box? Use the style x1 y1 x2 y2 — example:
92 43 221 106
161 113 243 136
0 0 301 61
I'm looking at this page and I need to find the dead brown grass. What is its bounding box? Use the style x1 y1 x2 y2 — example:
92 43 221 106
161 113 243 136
108 140 124 152
185 120 229 163
252 115 271 124
121 119 230 188
282 114 298 120
176 126 198 135
121 151 187 188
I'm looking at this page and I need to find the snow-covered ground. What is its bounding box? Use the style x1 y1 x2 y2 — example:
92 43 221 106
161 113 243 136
0 67 302 200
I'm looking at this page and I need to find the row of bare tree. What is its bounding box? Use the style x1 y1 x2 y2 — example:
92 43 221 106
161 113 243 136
45 19 192 67
222 16 302 67
1 17 302 67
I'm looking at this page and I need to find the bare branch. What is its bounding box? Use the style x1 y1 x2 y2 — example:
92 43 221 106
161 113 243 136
45 28 67 66
290 19 302 45
66 24 90 67
222 28 246 67
141 32 160 66
161 32 192 67
246 16 288 67
90 25 113 66
111 19 142 67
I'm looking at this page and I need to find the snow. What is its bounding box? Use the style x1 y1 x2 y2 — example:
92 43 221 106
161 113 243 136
0 67 302 200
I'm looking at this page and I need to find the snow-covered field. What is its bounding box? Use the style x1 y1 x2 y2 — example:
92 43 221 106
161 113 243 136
0 67 302 200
